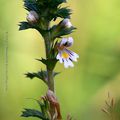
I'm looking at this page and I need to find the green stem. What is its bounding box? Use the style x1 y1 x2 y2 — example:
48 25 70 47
47 68 54 92
43 24 55 119
44 25 54 92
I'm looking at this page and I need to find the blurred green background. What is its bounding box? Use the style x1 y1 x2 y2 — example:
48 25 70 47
0 0 120 120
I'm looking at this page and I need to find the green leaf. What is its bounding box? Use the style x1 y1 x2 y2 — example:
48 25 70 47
25 70 59 83
56 7 72 19
19 22 33 30
25 70 48 84
19 21 45 36
51 25 76 39
49 0 67 7
21 108 46 119
37 58 58 70
19 21 40 31
24 0 39 12
37 100 49 118
59 26 76 36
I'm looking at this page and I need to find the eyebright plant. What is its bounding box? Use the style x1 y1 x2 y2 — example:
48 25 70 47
19 0 79 120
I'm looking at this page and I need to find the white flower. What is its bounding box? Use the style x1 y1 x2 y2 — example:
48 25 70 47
56 37 79 68
61 18 72 28
26 11 39 24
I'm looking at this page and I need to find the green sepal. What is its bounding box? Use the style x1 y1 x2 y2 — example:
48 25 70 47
21 108 47 119
37 58 58 70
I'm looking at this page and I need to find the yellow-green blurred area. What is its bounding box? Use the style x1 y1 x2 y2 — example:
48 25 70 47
0 0 120 120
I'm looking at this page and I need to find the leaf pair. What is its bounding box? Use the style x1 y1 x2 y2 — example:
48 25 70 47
25 70 59 85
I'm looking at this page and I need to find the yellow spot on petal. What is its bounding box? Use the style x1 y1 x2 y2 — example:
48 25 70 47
61 52 69 59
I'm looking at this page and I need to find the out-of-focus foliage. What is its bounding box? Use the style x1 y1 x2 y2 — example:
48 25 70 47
0 0 120 120
101 93 120 120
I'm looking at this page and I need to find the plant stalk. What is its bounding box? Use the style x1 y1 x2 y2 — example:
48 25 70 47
43 23 55 119
44 31 54 92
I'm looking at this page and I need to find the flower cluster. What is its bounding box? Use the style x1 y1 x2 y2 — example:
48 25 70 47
25 10 79 68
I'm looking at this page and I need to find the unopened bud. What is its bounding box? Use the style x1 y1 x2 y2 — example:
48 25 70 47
26 11 39 24
60 18 72 28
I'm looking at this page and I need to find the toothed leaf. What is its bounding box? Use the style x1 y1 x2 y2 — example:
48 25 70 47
25 70 48 84
37 58 58 70
56 7 71 19
24 0 39 12
59 26 76 36
25 70 59 83
37 100 49 118
19 22 33 30
51 26 76 39
49 0 67 7
21 108 46 119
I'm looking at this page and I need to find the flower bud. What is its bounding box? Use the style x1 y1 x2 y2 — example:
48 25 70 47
60 18 72 28
26 11 39 24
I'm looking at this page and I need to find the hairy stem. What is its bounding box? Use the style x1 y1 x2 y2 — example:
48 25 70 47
44 31 54 92
47 68 54 92
44 23 55 119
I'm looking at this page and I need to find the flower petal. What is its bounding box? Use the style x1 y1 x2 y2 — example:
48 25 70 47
67 37 73 47
65 49 79 62
56 52 63 63
70 52 79 61
60 38 67 46
64 59 69 68
64 59 74 68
